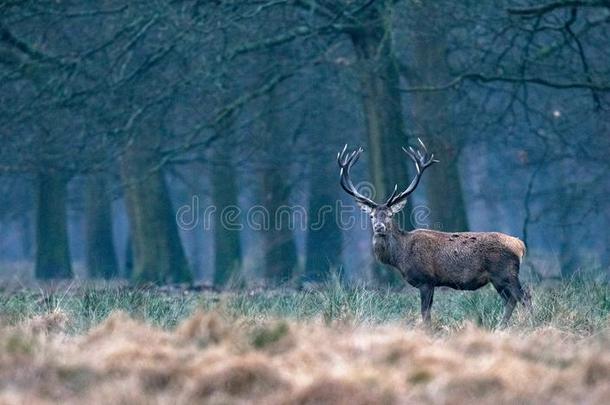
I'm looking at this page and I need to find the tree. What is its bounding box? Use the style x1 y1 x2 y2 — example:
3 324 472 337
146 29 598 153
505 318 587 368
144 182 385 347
348 4 412 213
304 83 343 283
305 157 343 283
259 92 298 286
210 126 243 288
347 3 412 285
35 171 72 279
261 168 299 286
410 3 469 232
85 174 119 279
120 131 192 284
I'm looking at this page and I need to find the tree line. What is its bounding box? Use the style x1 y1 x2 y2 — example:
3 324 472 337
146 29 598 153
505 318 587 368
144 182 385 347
0 1 608 286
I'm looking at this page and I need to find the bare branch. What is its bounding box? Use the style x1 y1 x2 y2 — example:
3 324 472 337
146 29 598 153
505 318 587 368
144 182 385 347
399 73 610 93
507 1 610 17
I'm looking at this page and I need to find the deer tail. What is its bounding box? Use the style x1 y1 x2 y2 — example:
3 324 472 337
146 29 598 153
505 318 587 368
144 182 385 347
500 235 526 263
513 238 526 263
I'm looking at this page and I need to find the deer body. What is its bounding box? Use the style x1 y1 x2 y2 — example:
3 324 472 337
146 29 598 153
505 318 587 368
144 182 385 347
338 140 530 327
374 229 525 290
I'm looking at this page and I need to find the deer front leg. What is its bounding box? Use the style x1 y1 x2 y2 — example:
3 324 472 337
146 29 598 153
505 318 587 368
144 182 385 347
419 285 434 327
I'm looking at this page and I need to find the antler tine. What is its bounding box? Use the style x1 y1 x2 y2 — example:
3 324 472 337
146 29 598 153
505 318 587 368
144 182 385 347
350 149 361 165
417 137 427 152
337 145 377 208
404 143 437 168
386 139 438 207
402 146 422 173
337 144 348 164
403 146 417 161
386 184 398 203
417 138 438 164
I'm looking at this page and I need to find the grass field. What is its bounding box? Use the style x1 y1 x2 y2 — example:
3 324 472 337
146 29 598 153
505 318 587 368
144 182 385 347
0 280 609 403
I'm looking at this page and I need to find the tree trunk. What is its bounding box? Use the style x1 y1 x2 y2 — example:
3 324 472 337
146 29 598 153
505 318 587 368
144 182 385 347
261 168 298 285
20 213 32 259
124 234 133 279
85 175 118 279
210 138 242 288
259 93 298 286
349 6 409 286
559 228 579 278
304 90 343 283
35 172 73 279
421 146 469 232
120 136 192 284
557 174 580 278
304 151 343 283
411 4 469 232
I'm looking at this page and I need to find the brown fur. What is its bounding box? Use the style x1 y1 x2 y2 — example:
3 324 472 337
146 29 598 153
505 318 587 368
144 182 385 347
368 206 531 326
339 141 530 326
497 234 526 262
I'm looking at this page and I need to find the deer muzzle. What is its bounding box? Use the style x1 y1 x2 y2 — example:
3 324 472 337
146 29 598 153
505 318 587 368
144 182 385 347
373 223 387 235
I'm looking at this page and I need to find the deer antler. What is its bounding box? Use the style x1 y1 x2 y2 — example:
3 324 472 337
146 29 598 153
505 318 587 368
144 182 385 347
337 144 377 208
385 138 438 207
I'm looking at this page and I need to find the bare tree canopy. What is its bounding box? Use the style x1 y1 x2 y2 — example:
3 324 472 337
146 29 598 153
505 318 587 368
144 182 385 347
0 0 608 284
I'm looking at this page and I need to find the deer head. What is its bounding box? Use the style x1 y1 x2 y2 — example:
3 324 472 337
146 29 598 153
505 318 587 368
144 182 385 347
337 139 438 236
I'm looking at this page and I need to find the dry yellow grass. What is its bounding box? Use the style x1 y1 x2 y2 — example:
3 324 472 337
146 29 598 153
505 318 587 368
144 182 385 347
0 309 609 404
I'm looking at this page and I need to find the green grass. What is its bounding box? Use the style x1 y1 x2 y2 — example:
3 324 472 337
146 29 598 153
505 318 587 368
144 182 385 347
0 280 608 335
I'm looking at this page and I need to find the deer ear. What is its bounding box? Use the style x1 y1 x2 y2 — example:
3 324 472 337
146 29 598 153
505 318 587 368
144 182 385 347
356 201 373 214
389 199 407 215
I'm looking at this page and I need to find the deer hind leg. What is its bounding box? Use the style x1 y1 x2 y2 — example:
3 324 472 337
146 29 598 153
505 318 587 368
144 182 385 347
492 261 531 327
494 277 530 327
504 263 532 310
508 258 533 311
500 291 517 327
419 285 434 327
516 281 533 313
492 281 517 327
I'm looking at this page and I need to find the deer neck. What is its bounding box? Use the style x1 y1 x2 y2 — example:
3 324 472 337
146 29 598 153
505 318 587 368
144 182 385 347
372 226 403 268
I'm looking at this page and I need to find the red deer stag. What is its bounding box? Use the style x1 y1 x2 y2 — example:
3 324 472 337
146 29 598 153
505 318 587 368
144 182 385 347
337 139 530 327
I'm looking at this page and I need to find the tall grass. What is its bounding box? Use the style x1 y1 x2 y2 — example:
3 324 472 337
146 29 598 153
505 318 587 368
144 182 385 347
0 280 607 335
